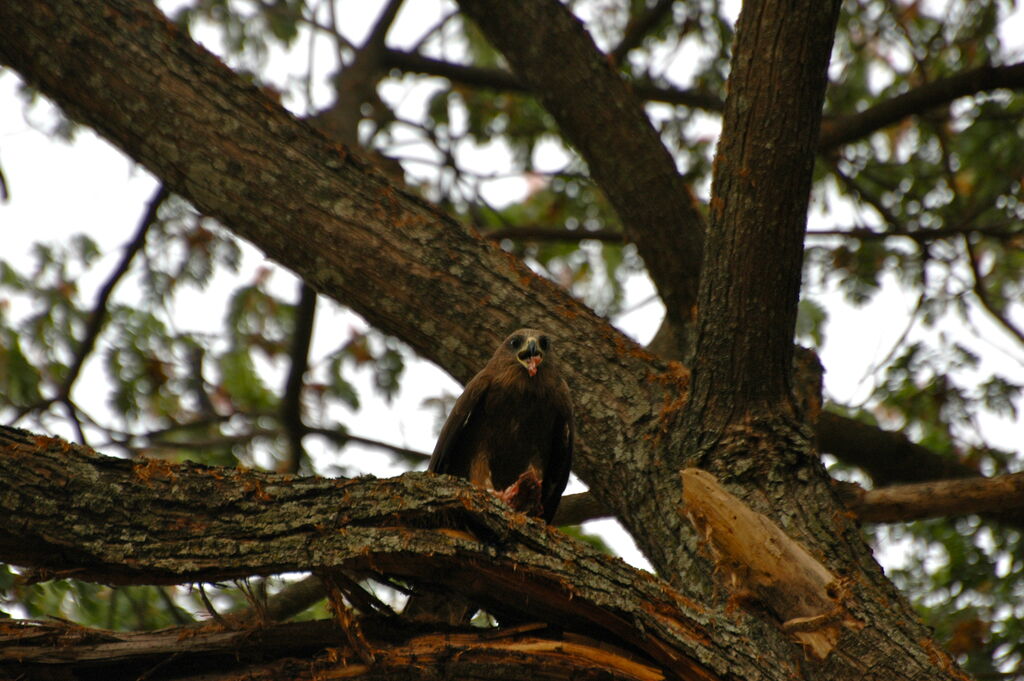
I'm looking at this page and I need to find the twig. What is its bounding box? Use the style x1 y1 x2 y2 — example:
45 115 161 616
964 236 1024 345
280 282 317 473
610 0 677 64
62 185 168 403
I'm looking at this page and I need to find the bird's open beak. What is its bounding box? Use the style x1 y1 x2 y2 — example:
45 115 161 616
517 337 544 377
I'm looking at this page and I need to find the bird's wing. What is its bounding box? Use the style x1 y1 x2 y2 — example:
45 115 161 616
428 373 490 475
542 379 575 523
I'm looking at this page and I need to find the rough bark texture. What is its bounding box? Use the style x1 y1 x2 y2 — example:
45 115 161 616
0 1 971 680
0 426 771 681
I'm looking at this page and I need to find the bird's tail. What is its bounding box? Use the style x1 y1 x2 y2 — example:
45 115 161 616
402 589 475 625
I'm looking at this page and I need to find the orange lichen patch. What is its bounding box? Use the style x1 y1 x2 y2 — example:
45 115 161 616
920 637 975 680
169 514 208 533
199 466 227 481
611 330 658 363
132 457 180 485
647 361 691 391
32 435 73 454
241 478 273 502
646 362 692 442
176 622 223 640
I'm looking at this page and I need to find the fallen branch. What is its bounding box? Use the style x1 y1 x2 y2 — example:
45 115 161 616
0 618 664 681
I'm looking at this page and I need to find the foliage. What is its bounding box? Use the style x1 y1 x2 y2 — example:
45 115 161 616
2 0 1024 676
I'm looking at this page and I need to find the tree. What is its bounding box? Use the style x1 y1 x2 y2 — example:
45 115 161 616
1 0 1023 679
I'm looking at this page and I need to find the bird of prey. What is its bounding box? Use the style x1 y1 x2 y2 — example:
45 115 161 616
403 328 574 623
429 328 574 522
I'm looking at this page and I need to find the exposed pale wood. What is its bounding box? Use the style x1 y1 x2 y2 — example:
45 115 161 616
681 469 863 659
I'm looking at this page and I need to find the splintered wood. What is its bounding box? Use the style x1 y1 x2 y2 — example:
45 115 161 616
681 468 862 660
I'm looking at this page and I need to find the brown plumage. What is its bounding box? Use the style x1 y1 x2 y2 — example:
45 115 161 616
428 328 574 522
404 328 574 623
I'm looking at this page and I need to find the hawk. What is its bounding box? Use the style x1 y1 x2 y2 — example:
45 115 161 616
429 328 574 522
404 329 574 622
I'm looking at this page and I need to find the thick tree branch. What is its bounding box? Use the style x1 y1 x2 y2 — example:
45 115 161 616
688 0 840 429
0 425 785 681
817 410 980 485
455 0 706 340
839 471 1024 523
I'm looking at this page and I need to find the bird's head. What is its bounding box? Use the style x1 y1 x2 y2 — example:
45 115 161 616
504 328 551 377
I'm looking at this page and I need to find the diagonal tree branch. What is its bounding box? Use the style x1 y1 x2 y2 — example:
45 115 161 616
455 0 706 343
817 410 983 485
0 0 670 508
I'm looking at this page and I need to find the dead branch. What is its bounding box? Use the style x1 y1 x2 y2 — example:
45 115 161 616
681 469 863 660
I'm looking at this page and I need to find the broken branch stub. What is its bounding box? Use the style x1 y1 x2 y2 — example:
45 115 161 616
680 468 862 659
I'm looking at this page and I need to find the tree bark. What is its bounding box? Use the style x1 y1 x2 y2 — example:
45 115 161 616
0 425 793 681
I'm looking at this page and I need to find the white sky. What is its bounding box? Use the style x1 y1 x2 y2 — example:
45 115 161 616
1 1 1022 573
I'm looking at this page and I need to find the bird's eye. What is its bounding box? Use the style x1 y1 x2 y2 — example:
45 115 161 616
509 335 523 349
539 336 550 351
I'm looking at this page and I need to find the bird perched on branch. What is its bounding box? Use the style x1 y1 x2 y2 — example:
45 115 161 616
429 328 574 522
404 328 574 622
